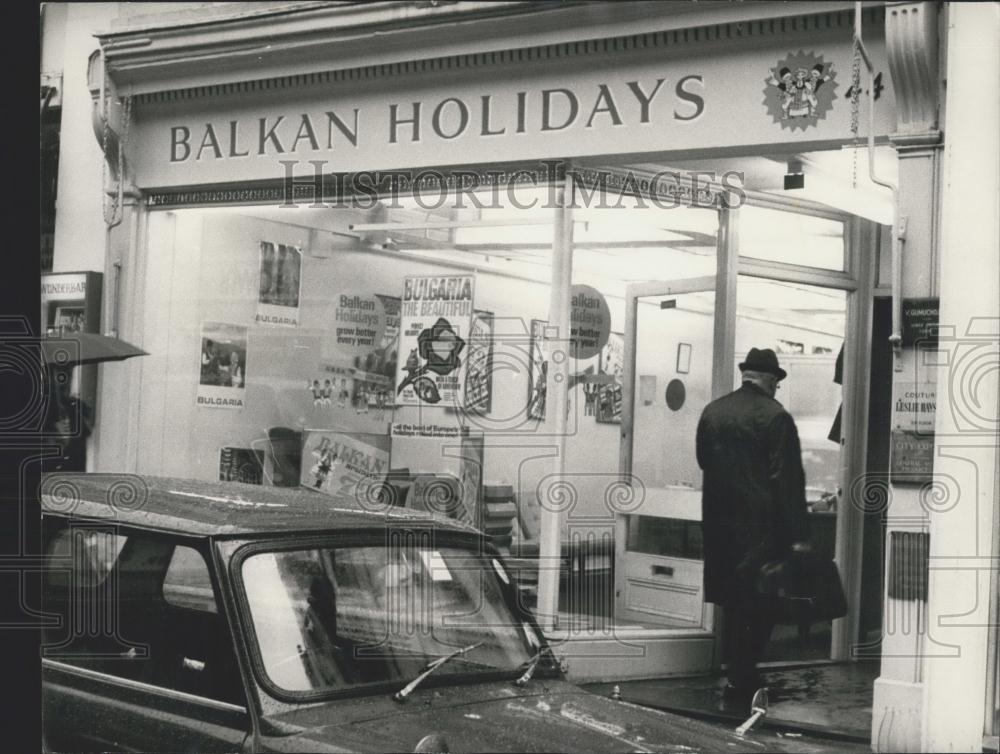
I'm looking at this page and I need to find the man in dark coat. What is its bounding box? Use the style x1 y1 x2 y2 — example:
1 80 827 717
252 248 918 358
696 347 810 703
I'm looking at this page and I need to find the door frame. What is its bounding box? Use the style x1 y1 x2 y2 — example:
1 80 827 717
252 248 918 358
615 198 877 667
615 275 726 644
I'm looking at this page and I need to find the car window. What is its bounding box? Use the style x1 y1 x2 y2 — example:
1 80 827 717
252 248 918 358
241 544 543 695
42 525 244 706
163 545 218 613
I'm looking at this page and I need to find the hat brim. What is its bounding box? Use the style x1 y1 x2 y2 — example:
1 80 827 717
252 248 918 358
739 362 787 381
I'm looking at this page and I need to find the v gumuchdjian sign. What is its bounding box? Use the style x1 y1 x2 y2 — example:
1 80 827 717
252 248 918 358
131 30 894 188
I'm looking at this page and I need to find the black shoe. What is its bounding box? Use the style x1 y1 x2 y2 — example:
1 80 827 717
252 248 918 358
722 683 754 713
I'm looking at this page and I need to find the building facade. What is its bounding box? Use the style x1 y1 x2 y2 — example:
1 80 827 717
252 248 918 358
39 2 999 751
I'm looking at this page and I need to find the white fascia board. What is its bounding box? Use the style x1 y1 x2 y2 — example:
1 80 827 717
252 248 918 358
99 0 862 95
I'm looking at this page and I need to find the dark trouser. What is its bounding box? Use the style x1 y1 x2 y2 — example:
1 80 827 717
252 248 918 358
724 601 773 691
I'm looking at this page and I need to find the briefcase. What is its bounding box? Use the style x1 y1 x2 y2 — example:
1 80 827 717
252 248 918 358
756 550 848 625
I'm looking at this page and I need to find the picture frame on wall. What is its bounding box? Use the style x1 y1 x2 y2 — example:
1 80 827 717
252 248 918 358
676 342 692 374
53 305 86 333
527 319 548 420
256 241 302 327
465 309 495 415
595 331 624 424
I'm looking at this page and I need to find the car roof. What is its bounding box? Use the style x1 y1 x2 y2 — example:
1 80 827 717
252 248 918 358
40 473 481 539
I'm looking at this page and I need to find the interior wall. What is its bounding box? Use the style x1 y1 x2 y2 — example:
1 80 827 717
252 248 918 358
137 207 626 539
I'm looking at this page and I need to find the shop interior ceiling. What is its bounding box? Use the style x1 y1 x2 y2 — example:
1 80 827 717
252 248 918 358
228 147 895 291
647 146 897 224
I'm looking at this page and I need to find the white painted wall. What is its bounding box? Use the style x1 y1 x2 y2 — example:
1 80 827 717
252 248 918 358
48 2 119 276
922 3 1000 752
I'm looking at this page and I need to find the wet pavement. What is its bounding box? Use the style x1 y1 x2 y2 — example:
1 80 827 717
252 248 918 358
583 661 878 747
598 697 874 754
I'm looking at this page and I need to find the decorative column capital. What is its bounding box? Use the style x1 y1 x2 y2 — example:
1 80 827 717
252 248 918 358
886 2 941 137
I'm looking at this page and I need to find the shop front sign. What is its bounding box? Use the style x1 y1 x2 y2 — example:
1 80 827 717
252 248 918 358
132 31 894 190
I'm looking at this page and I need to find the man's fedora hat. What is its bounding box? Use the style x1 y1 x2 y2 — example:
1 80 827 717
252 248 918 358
739 347 787 381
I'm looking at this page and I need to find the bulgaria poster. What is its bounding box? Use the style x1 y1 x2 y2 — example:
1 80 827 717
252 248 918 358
395 275 475 406
256 241 302 327
197 321 248 409
301 430 391 501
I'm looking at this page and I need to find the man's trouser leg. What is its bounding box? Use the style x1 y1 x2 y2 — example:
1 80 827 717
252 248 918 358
725 601 773 691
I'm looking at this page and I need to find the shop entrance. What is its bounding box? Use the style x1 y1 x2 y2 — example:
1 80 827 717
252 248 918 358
607 186 875 680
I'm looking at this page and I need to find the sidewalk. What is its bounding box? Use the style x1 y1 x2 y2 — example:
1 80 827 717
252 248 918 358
583 662 878 750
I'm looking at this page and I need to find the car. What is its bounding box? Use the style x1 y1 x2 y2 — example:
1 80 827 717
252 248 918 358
41 472 761 753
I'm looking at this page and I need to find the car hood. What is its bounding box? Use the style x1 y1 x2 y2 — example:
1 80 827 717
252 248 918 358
263 680 769 753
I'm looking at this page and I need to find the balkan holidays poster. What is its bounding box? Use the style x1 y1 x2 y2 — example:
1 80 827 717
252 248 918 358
305 292 400 429
197 321 248 409
301 430 391 500
256 241 302 327
395 275 475 406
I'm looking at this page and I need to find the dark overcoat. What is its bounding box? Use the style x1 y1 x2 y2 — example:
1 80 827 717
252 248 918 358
696 382 809 607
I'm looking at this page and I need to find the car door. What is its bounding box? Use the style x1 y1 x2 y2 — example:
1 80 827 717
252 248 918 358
42 520 253 752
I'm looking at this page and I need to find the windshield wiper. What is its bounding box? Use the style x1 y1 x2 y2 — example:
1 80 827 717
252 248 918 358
514 645 555 687
393 641 485 702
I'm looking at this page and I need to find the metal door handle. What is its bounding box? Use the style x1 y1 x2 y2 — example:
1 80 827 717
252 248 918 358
651 565 674 577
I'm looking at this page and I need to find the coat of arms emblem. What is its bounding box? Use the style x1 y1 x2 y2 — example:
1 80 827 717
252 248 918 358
763 52 837 130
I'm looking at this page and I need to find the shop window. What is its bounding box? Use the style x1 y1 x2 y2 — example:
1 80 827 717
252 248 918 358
140 181 558 538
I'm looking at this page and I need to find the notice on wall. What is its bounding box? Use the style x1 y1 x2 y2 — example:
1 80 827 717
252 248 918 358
901 297 939 348
892 382 936 435
219 447 265 485
395 275 475 406
391 422 467 439
197 322 247 409
465 310 494 414
890 430 934 484
301 430 391 500
256 241 302 327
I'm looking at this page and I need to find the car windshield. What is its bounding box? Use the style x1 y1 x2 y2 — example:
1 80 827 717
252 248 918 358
241 544 543 694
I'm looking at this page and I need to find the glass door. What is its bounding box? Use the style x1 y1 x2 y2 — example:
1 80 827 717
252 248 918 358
616 275 730 645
